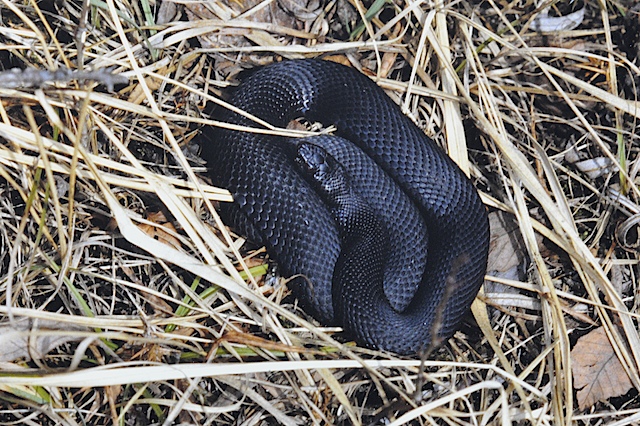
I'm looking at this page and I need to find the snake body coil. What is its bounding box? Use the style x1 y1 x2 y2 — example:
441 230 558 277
201 59 490 354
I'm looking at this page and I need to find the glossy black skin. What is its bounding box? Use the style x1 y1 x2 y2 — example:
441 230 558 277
200 59 489 354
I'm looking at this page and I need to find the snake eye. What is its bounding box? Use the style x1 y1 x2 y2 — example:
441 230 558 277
296 143 327 173
311 150 325 166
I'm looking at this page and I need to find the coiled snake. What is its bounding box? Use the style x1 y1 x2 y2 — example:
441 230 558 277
200 59 489 354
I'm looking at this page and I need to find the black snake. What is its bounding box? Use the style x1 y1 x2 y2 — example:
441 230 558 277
200 59 489 354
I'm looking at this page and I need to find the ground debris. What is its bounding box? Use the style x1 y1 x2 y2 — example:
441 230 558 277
0 66 128 91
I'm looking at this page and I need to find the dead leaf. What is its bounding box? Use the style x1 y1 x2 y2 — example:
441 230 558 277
564 142 616 179
0 319 87 362
185 0 314 75
138 211 182 250
127 72 164 105
129 342 175 363
530 5 585 33
572 327 634 410
609 254 632 297
486 211 528 282
483 211 537 310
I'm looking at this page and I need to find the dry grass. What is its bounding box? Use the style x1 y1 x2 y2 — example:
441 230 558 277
0 0 638 424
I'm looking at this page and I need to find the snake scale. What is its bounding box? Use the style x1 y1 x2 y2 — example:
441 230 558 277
200 59 490 354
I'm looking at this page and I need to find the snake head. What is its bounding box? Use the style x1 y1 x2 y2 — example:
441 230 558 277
295 141 347 204
295 142 340 184
295 142 335 177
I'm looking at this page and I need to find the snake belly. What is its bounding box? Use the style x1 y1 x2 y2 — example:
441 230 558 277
200 59 490 355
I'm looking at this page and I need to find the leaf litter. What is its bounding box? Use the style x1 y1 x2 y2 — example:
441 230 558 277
0 0 639 425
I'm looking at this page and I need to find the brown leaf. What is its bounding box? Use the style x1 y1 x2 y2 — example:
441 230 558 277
572 327 634 410
138 211 182 250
